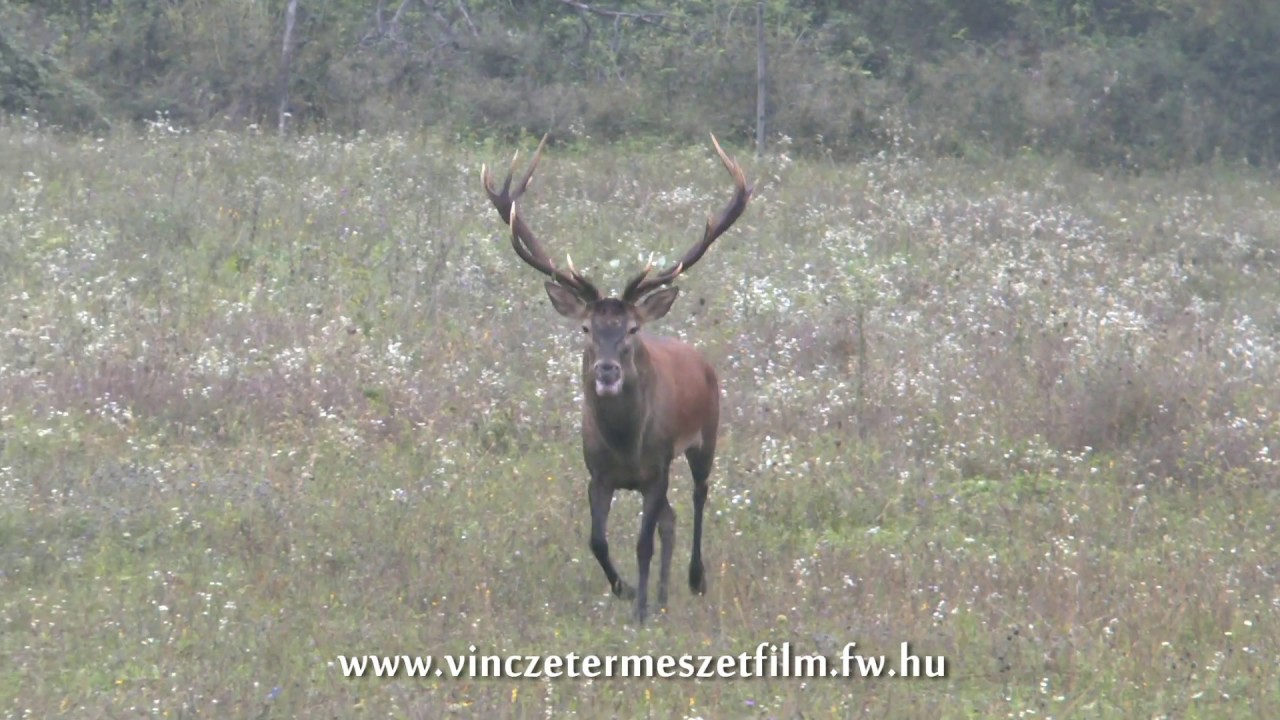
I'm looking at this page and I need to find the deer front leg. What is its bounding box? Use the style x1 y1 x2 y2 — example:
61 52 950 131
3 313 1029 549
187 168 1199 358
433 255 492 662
588 479 633 600
633 472 671 624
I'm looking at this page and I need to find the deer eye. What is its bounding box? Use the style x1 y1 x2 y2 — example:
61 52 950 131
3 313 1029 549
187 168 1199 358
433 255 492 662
628 326 640 335
581 325 590 334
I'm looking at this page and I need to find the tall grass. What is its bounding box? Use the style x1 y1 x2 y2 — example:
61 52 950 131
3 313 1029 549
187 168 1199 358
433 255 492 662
1 117 1277 717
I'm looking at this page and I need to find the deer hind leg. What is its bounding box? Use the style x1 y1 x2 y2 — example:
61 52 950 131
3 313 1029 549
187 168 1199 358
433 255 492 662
685 442 715 596
656 499 676 610
588 479 633 600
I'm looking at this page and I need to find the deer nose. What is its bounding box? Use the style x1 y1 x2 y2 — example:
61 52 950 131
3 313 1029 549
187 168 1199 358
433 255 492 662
595 361 621 384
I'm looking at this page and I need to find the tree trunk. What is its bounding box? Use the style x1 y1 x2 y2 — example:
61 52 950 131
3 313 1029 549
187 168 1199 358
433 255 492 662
755 0 767 157
277 0 300 136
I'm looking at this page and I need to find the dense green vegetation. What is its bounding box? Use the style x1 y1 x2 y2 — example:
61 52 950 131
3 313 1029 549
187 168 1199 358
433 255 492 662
4 0 1280 168
2 121 1277 717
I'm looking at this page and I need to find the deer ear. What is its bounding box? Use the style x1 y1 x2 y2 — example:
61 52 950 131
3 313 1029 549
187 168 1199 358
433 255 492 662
634 286 679 323
545 281 592 320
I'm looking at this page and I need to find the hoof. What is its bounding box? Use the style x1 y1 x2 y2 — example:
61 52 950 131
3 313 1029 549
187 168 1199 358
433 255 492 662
613 579 636 600
689 566 707 595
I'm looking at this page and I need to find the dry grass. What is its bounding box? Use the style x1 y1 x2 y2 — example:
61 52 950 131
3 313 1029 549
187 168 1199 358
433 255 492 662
1 117 1277 718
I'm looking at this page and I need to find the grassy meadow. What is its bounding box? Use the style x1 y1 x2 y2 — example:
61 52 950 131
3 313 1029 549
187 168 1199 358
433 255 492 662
1 117 1278 718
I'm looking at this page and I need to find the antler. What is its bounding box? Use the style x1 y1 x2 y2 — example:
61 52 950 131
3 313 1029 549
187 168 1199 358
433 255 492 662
481 134 601 301
622 133 753 302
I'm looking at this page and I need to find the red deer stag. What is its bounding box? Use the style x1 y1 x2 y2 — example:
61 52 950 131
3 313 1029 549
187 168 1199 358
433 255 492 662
481 134 753 624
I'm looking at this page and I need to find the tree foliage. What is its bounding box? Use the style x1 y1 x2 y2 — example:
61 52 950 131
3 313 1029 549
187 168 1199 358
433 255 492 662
2 0 1278 167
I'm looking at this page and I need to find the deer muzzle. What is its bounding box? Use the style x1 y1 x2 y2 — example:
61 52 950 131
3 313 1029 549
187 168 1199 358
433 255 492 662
593 360 623 396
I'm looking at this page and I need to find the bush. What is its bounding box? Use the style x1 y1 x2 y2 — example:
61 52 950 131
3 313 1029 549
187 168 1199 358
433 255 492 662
5 0 1280 168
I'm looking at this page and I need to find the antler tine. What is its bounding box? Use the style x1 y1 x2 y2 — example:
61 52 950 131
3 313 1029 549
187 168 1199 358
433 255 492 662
620 253 663 300
482 135 600 301
622 133 753 302
511 134 547 201
482 134 547 224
